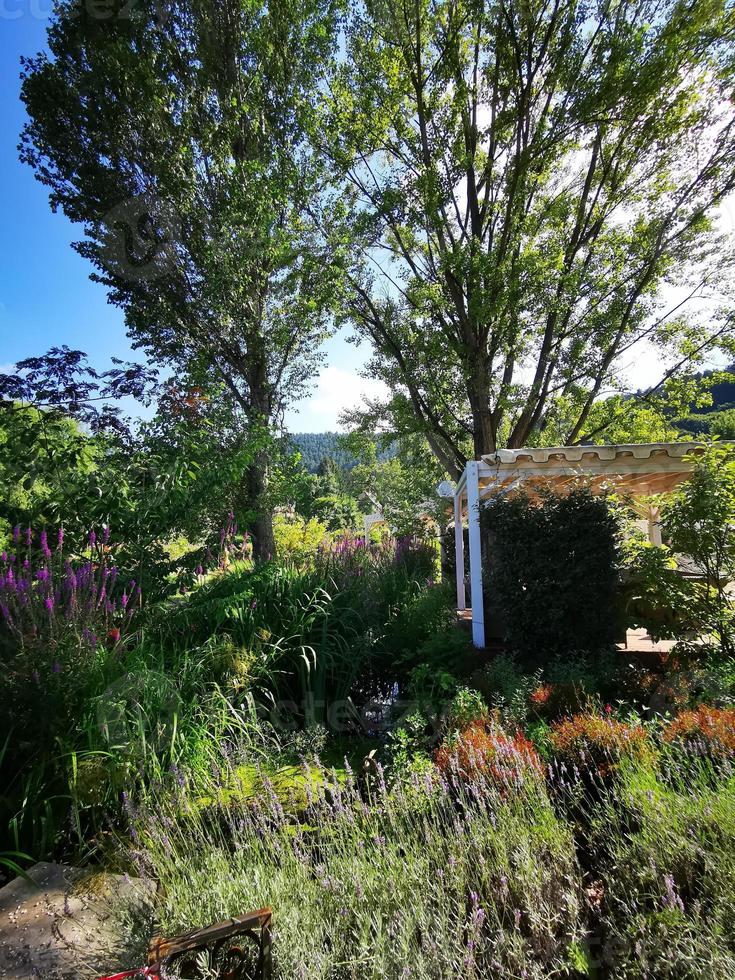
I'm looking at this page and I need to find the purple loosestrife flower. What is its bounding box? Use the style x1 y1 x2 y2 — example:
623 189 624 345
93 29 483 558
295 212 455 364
89 529 96 548
102 526 110 544
25 527 32 547
57 528 64 551
44 597 54 615
12 526 20 546
0 552 6 564
40 530 51 558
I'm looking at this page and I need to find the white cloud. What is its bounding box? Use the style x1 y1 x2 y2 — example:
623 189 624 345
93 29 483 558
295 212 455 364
286 366 390 433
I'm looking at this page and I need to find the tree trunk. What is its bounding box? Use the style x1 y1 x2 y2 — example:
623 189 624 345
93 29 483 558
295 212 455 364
468 356 496 458
246 450 275 561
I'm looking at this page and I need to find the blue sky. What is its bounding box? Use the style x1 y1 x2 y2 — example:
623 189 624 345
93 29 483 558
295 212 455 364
0 6 380 431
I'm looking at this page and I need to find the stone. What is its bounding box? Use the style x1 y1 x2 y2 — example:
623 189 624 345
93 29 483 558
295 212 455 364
0 862 155 979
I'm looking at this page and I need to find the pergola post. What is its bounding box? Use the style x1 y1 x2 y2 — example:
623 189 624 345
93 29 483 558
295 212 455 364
453 491 466 611
466 460 485 647
647 503 663 546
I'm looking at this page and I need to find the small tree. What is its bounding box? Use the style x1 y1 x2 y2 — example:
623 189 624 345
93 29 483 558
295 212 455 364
663 444 735 655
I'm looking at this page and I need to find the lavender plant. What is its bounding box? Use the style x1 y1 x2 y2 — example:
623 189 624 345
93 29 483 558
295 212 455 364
126 752 586 979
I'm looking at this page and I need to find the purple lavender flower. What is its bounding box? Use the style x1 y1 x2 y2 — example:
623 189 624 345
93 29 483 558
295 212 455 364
662 873 685 913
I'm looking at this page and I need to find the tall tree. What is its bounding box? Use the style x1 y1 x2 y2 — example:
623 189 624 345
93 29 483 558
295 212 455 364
20 0 343 556
328 0 735 477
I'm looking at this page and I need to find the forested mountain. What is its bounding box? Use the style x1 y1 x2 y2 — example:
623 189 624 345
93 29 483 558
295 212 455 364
289 432 396 473
676 365 735 434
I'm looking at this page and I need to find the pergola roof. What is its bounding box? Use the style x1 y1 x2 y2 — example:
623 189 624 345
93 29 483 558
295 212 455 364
451 442 713 649
465 442 707 499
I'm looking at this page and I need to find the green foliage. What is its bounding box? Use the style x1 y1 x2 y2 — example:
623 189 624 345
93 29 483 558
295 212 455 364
329 0 735 468
482 488 623 664
309 494 361 532
272 513 329 564
445 687 488 732
0 405 98 540
21 0 347 557
663 445 735 654
289 432 396 473
621 445 735 652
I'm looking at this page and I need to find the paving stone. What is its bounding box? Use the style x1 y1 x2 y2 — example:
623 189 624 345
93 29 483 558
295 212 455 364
0 862 155 979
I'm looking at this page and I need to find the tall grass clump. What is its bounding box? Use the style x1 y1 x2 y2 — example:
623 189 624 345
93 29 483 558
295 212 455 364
151 535 450 715
128 756 586 979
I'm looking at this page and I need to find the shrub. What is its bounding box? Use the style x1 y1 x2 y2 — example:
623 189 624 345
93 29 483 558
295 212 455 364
435 722 542 787
661 444 735 656
471 652 542 724
445 686 489 731
663 704 735 760
273 513 329 564
481 487 622 665
549 711 652 777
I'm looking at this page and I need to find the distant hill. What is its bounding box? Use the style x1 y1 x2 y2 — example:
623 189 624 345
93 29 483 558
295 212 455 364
675 364 735 434
289 432 396 473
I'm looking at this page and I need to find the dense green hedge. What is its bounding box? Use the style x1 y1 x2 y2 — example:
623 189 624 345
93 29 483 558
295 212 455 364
481 487 622 664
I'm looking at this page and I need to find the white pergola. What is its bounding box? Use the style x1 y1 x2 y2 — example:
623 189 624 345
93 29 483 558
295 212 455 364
451 443 707 648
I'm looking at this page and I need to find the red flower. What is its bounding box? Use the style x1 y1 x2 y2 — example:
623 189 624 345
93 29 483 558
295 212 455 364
663 705 735 758
435 722 542 788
